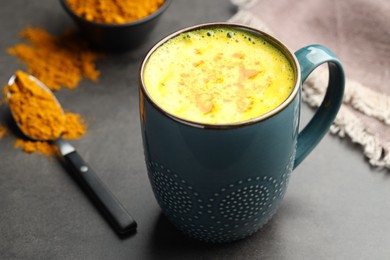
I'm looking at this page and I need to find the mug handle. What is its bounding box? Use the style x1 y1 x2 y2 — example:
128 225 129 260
293 44 345 168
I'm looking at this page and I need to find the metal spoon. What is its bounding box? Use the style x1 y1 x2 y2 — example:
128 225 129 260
7 74 137 236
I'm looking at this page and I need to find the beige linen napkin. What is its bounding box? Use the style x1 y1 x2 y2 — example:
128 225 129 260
229 0 390 169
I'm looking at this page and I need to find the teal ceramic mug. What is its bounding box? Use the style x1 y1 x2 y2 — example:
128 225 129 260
139 23 344 243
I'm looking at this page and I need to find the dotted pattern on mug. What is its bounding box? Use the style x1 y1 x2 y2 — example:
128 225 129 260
146 145 295 243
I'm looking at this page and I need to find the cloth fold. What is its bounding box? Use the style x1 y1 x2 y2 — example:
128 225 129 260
229 0 390 169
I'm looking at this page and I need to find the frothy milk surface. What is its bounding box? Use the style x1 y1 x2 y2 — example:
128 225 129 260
143 27 295 124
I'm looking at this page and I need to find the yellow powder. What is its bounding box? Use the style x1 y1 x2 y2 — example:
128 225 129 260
7 27 101 91
12 112 87 156
62 112 87 139
15 139 58 156
2 71 88 156
66 0 165 24
0 125 6 139
5 71 66 140
0 100 7 139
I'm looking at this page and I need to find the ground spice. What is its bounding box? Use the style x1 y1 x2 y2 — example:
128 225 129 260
0 98 6 139
15 139 58 156
7 27 101 91
5 71 66 140
66 0 165 24
0 125 6 139
3 71 87 155
62 112 87 139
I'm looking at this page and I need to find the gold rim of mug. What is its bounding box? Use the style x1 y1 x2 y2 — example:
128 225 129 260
139 22 301 129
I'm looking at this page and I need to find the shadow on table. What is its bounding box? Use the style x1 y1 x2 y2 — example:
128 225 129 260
146 209 289 259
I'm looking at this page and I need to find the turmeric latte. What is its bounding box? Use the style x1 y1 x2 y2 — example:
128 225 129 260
143 27 295 124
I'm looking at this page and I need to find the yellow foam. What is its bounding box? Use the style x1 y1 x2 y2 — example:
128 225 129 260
143 27 295 124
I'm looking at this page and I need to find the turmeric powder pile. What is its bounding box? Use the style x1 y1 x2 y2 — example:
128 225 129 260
3 71 87 155
66 0 165 24
7 27 101 91
0 98 7 139
5 71 66 140
15 139 58 156
0 125 6 139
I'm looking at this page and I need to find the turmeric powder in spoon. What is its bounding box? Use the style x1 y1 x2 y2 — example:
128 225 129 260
5 71 66 140
3 71 87 154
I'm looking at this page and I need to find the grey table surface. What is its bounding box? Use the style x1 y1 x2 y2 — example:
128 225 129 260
0 0 389 259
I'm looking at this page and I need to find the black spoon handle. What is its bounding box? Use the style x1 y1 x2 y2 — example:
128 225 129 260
64 151 137 235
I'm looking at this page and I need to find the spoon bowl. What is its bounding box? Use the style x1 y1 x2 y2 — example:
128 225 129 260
7 74 66 141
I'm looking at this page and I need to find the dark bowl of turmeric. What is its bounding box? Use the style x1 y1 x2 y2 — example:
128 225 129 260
59 0 171 52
